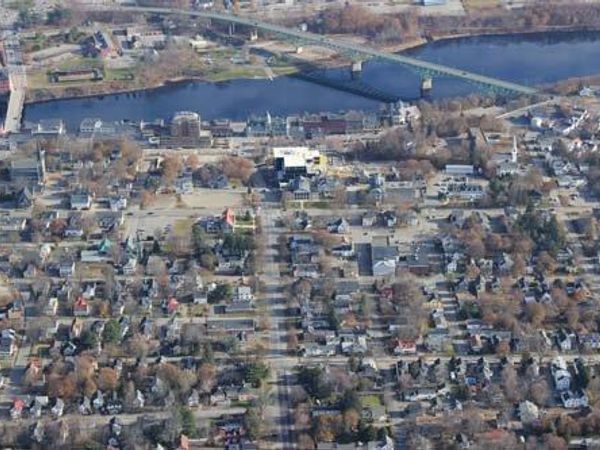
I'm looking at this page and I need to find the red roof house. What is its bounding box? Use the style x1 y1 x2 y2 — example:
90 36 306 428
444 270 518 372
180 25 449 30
73 297 90 317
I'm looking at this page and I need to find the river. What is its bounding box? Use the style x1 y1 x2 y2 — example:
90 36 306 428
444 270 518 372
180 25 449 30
24 31 600 130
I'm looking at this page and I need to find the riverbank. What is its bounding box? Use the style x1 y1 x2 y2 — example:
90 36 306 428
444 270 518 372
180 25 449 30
24 64 298 105
27 27 587 106
23 35 429 106
24 28 600 129
25 29 600 129
427 25 600 43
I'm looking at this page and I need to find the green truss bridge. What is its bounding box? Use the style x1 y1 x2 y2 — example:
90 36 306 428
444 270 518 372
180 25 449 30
120 5 538 96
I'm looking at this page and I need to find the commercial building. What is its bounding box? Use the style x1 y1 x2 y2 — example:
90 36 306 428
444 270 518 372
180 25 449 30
0 69 11 96
445 164 475 176
10 151 46 188
171 111 201 139
273 146 327 182
31 119 66 136
50 68 103 83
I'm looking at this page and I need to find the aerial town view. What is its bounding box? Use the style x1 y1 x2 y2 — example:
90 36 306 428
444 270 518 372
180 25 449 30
4 0 600 449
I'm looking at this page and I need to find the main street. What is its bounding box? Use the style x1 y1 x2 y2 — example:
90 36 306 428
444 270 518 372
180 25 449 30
260 205 296 449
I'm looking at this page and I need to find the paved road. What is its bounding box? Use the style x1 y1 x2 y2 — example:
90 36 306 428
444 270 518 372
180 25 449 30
495 97 559 119
261 206 296 449
2 34 25 134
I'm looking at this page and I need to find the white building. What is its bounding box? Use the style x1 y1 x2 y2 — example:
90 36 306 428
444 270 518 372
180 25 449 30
273 146 326 181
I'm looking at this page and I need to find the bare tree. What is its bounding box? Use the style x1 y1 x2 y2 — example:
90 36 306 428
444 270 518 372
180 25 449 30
501 364 522 403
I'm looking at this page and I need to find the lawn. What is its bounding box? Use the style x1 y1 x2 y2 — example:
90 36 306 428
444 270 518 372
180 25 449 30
105 67 136 82
55 56 103 71
27 70 51 90
302 201 331 209
463 0 502 11
174 218 194 236
361 394 382 408
205 65 267 82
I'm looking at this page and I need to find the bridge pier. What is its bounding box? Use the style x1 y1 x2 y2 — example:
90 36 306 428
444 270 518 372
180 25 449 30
228 23 236 36
115 6 537 97
250 28 258 41
350 61 363 80
420 76 433 96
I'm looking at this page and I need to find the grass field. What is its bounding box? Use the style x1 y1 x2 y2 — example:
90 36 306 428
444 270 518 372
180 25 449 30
205 66 267 82
463 0 502 11
361 394 383 408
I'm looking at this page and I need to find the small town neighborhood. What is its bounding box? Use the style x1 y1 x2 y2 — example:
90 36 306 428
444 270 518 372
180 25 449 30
4 0 600 450
1 86 600 449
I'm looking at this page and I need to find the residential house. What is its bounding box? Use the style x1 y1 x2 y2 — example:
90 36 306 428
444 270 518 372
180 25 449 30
327 218 350 234
70 193 93 210
16 187 33 208
580 333 600 350
0 329 17 358
380 210 397 228
10 154 46 189
10 398 25 420
293 210 312 230
69 318 83 339
290 176 312 200
23 263 38 278
62 341 77 356
109 196 127 211
0 216 27 232
164 297 180 315
64 215 84 238
44 297 59 316
561 390 589 409
187 389 200 407
394 339 417 355
139 317 154 339
426 328 450 352
51 398 65 418
334 280 359 303
59 260 76 278
362 212 377 227
331 243 354 258
556 329 577 351
371 245 398 277
551 357 572 391
6 300 24 320
133 390 145 409
79 397 92 415
216 246 249 273
222 208 236 233
293 263 320 278
233 286 253 303
122 257 138 275
73 297 90 317
82 283 97 300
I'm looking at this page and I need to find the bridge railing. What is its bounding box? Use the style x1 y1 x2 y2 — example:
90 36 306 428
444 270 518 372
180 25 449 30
119 5 537 95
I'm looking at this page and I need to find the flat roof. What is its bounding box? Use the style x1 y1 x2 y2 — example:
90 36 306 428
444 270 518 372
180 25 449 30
273 146 319 162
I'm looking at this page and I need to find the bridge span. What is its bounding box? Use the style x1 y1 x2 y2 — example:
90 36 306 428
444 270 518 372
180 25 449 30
119 5 538 96
1 35 25 135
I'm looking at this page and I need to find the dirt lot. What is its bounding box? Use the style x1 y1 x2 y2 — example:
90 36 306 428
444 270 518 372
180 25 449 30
125 189 246 236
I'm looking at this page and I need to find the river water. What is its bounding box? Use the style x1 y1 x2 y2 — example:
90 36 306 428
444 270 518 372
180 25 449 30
24 31 600 130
